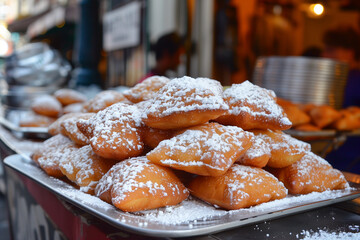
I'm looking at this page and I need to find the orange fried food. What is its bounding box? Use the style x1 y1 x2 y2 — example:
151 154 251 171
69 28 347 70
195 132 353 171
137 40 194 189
147 122 253 176
77 102 144 161
254 130 311 168
32 134 79 178
331 108 360 131
143 76 229 129
309 105 341 129
236 135 271 168
83 90 130 113
54 88 87 106
141 126 176 149
269 152 349 194
293 123 321 132
123 75 170 103
48 112 84 136
63 103 84 114
189 164 287 210
60 113 95 146
19 112 56 128
216 81 292 131
60 145 116 194
95 156 189 212
277 98 310 127
31 95 62 117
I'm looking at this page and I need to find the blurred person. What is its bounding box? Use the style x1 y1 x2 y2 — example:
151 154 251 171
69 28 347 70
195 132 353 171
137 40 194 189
322 26 360 173
139 32 184 83
322 26 360 107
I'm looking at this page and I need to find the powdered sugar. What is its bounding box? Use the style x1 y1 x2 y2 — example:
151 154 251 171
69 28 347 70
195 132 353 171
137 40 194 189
144 76 229 117
224 81 291 126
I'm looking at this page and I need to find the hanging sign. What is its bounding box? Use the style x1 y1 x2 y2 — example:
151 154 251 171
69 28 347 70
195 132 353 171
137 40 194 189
103 1 141 51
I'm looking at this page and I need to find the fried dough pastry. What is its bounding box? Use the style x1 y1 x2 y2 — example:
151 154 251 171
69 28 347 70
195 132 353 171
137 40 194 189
236 136 271 168
141 126 176 149
48 112 84 136
309 105 341 128
60 145 116 194
77 102 144 160
95 156 189 212
60 113 95 146
54 88 87 106
268 152 349 194
147 122 253 176
83 90 130 113
19 112 56 128
123 75 170 103
216 81 292 131
63 103 84 114
254 130 311 168
32 134 79 178
277 98 310 127
331 108 360 131
189 164 287 210
31 95 62 117
143 76 229 129
293 123 321 132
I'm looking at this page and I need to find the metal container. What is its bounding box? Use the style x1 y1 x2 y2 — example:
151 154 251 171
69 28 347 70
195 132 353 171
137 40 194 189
252 56 349 109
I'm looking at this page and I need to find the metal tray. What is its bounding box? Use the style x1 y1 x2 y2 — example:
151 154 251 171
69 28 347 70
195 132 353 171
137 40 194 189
0 116 50 139
4 154 360 238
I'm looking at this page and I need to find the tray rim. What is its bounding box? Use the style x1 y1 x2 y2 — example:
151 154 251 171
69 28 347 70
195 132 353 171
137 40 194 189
4 154 360 238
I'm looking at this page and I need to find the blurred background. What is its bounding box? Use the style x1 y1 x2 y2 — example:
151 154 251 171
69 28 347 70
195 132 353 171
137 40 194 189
0 0 359 88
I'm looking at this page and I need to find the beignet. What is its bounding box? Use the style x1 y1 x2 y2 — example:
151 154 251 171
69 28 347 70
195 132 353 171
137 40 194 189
31 95 62 118
147 122 253 176
95 156 189 212
254 130 310 168
236 136 271 168
123 75 170 103
216 81 292 131
19 112 56 128
83 90 130 113
277 98 310 127
143 76 229 129
309 105 341 128
60 113 94 146
32 134 78 178
54 88 87 106
77 102 144 160
60 145 116 194
269 152 349 194
189 164 287 210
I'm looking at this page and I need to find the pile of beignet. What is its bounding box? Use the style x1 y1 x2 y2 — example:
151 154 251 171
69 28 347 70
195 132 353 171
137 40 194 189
31 76 349 213
277 98 360 131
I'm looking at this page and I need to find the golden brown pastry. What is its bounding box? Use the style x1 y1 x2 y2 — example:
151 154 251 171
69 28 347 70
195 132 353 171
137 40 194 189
331 108 360 131
147 122 253 176
60 113 95 146
54 88 87 106
216 81 292 131
32 134 79 178
63 103 85 114
48 112 84 136
123 75 170 103
189 164 287 210
277 98 311 127
309 105 341 129
293 123 321 132
31 95 62 117
143 76 229 129
254 130 311 168
77 102 144 161
19 112 56 128
236 135 271 168
60 145 116 194
83 90 130 113
141 126 176 149
268 152 349 194
95 156 189 212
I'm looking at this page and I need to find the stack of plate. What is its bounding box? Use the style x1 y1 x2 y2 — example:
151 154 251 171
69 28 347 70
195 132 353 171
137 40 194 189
252 56 349 109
